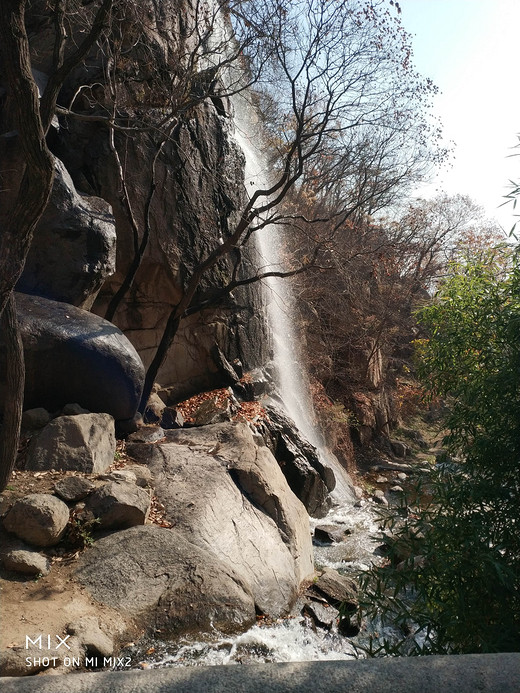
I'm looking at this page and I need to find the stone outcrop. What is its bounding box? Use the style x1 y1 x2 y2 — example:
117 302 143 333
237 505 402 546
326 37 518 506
126 422 314 618
25 414 116 474
17 159 116 310
0 294 144 420
76 525 257 637
3 494 70 547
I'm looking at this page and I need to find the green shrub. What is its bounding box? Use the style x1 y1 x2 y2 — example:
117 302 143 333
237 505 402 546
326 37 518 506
358 249 520 654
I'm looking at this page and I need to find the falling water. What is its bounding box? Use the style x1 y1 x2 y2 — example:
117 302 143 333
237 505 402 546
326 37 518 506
231 90 356 502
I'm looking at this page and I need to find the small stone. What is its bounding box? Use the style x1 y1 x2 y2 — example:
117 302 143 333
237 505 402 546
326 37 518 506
397 472 407 481
54 476 96 502
375 475 388 484
100 469 138 485
3 494 70 547
373 490 388 506
3 546 51 576
390 439 408 458
21 407 51 430
124 465 154 488
389 485 404 493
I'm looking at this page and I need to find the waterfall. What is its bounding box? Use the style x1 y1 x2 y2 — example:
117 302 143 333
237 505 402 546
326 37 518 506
230 91 355 502
201 2 354 501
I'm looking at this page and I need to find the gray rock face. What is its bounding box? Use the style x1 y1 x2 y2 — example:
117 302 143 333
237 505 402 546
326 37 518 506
128 422 314 617
76 525 257 637
2 546 51 576
17 159 116 309
0 293 145 420
3 494 70 547
25 414 116 473
85 481 150 529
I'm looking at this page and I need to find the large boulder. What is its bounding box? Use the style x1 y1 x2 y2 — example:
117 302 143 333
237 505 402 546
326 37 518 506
3 494 70 547
76 525 257 637
0 293 144 421
127 422 314 618
25 414 116 473
17 159 116 309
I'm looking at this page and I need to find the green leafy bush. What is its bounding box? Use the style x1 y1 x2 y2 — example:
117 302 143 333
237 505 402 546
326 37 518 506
359 248 520 654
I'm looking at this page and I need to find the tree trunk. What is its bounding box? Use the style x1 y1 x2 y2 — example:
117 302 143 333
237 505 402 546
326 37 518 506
0 294 25 492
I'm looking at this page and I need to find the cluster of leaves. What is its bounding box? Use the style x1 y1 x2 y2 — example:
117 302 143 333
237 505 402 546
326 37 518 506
358 248 520 654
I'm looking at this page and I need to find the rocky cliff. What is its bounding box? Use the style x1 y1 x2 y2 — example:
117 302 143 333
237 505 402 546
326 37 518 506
5 0 269 402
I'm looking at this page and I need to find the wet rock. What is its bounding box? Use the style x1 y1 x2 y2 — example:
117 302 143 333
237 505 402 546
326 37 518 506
25 414 116 474
313 525 351 545
21 407 51 430
0 293 144 421
76 525 257 637
66 617 114 658
310 568 358 611
3 494 70 547
262 404 335 518
2 545 51 576
17 159 116 309
85 481 150 530
54 476 96 502
302 601 339 630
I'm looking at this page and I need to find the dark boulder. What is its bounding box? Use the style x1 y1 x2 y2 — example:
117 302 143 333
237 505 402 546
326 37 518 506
0 293 144 421
17 159 116 309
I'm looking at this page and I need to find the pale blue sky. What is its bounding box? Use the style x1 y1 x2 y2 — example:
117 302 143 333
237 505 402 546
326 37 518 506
398 0 520 230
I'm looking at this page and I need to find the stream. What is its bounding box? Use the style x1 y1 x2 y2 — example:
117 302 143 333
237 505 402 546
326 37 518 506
120 492 394 669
